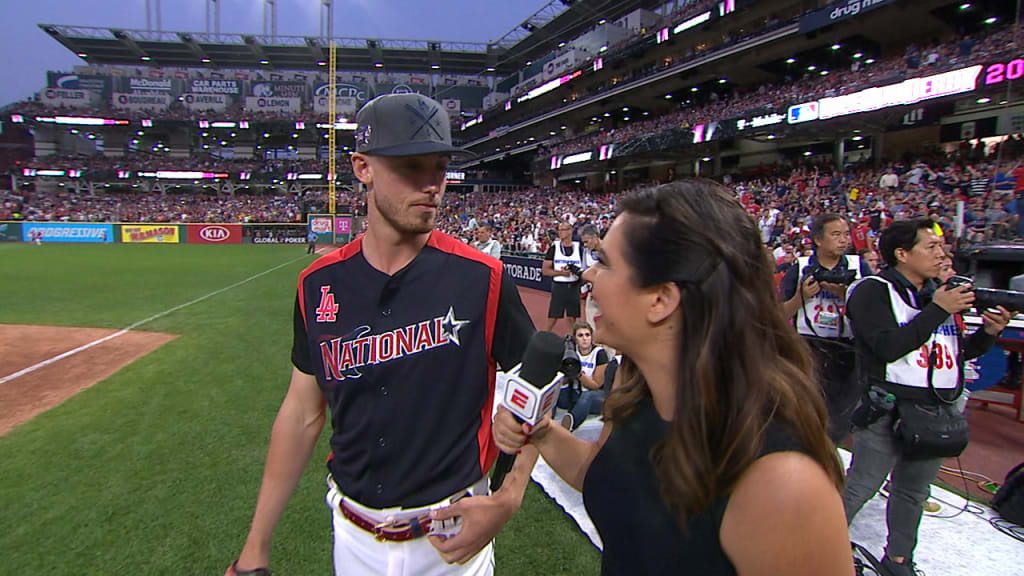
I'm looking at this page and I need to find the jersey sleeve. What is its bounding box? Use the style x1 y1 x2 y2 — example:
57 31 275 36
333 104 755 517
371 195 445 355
492 269 536 372
595 348 609 366
291 294 315 375
780 263 800 301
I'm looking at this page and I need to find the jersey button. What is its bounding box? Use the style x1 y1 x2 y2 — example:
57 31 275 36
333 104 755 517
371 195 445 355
381 307 392 317
379 386 389 396
375 482 384 495
377 437 387 447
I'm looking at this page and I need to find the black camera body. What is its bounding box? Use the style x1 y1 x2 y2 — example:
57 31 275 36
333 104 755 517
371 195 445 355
565 263 582 277
946 275 1024 313
561 334 581 379
803 264 857 286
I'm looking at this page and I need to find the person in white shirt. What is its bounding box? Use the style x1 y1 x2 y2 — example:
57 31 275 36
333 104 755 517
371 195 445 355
473 222 502 259
879 168 900 190
556 322 609 432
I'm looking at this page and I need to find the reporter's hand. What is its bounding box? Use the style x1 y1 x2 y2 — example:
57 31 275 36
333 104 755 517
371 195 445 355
982 305 1014 336
932 284 975 315
492 405 551 454
800 275 821 298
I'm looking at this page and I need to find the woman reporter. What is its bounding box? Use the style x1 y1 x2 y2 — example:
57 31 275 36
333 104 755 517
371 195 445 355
494 181 854 575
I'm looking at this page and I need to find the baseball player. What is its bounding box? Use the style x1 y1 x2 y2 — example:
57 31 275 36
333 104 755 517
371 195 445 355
227 93 536 576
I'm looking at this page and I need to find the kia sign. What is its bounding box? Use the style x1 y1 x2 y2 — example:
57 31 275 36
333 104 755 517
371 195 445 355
798 0 896 34
186 224 242 244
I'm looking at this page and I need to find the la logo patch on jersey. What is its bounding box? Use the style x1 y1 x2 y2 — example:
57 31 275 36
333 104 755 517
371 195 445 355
316 286 339 323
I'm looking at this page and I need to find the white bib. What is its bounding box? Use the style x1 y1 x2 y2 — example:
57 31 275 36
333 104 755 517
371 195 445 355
795 255 862 339
552 241 583 283
849 276 960 390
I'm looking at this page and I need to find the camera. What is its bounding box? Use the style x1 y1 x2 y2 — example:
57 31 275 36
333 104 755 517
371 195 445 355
565 263 582 276
561 334 581 379
803 264 857 286
946 275 1024 313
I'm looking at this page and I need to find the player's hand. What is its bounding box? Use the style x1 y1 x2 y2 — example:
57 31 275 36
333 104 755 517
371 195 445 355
800 275 821 298
982 305 1014 336
932 284 975 315
819 281 847 299
427 492 517 564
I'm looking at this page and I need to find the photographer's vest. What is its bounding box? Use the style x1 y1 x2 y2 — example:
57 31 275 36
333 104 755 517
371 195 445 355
552 241 583 283
849 276 960 391
795 255 862 339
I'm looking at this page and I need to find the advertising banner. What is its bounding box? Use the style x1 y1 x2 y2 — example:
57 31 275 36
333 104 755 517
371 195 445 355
186 224 242 244
39 88 99 109
542 50 579 82
375 83 431 98
121 76 178 94
250 81 308 99
501 255 551 292
798 0 896 34
0 221 21 242
121 224 180 244
22 222 113 243
112 92 171 112
333 216 352 244
314 82 370 104
47 72 112 98
244 96 302 113
442 98 462 118
251 235 306 244
313 94 358 114
182 93 229 112
189 79 242 95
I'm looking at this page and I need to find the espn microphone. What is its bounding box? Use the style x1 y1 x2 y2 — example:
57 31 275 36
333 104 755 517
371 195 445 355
490 330 564 491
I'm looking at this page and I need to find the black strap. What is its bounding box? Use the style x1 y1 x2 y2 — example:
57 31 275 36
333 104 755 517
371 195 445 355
924 320 964 405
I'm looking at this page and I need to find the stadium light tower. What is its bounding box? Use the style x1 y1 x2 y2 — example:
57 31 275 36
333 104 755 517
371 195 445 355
145 0 162 32
206 0 221 39
321 0 334 40
264 0 278 40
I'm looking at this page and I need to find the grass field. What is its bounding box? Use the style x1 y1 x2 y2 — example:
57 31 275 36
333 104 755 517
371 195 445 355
0 243 601 575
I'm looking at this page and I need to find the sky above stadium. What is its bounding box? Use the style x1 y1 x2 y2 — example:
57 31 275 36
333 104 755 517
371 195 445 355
0 0 547 106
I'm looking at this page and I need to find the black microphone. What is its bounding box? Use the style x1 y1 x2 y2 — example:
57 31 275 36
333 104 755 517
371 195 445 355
490 330 565 492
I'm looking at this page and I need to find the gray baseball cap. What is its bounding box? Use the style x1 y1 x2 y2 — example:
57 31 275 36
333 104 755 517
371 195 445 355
354 93 470 157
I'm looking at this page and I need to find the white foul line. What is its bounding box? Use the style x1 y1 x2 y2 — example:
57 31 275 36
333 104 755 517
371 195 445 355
0 253 312 385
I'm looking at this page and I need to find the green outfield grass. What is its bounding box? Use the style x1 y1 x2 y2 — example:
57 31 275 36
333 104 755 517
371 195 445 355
0 243 601 575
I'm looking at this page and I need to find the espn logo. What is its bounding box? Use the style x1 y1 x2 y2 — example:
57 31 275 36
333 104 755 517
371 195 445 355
510 389 529 410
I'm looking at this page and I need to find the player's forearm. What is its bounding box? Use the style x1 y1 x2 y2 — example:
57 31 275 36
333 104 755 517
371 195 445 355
243 403 326 553
533 427 599 492
492 445 539 510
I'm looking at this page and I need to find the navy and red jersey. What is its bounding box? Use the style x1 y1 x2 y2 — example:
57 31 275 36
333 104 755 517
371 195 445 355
292 230 534 508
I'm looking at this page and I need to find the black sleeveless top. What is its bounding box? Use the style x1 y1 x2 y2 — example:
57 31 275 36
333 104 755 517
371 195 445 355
582 396 806 575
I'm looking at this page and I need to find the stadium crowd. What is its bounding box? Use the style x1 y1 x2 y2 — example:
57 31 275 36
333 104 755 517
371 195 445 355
545 20 1022 157
15 153 353 177
7 143 1021 259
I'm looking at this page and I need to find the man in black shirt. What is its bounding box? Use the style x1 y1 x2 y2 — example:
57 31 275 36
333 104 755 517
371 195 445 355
228 93 536 576
842 219 1011 576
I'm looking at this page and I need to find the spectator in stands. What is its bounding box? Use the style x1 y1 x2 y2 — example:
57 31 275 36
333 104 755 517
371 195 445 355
472 221 501 258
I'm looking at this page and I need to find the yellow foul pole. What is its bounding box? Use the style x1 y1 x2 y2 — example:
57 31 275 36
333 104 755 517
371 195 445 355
328 40 337 215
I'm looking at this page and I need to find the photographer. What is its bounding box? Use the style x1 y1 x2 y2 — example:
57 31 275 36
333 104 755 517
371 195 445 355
580 224 603 331
556 322 609 432
780 213 871 442
543 221 583 332
842 218 1012 576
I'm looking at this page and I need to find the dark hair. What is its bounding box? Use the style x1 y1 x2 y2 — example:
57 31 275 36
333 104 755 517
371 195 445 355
810 213 845 243
580 224 599 238
478 221 493 231
858 248 876 258
605 180 842 528
878 218 935 268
